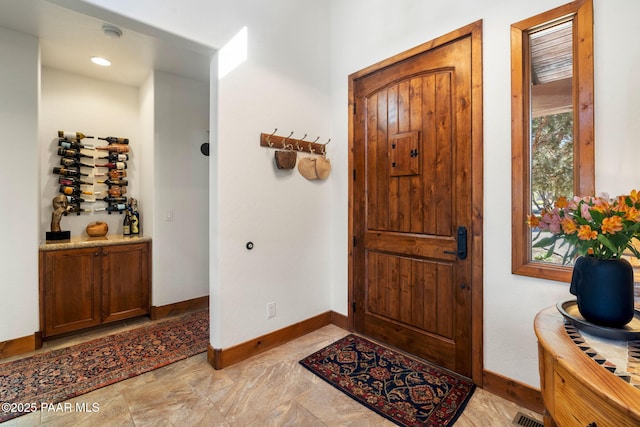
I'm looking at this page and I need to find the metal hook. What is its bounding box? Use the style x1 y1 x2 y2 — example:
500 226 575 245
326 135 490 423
281 131 294 149
309 142 315 155
321 138 331 156
311 136 320 144
267 128 278 147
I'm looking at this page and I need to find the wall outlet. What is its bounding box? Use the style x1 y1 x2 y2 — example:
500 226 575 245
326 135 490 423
267 301 276 318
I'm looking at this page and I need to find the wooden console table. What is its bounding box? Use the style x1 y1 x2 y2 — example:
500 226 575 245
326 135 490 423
535 305 640 426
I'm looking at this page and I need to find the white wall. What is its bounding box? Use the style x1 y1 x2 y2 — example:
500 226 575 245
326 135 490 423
152 70 209 306
39 67 141 237
211 2 332 348
0 27 39 342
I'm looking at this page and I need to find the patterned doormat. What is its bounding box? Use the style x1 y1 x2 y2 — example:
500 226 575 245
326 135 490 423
0 310 208 423
299 334 475 427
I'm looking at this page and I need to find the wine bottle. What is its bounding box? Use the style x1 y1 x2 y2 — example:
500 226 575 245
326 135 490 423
97 196 128 203
59 185 93 196
94 204 127 213
97 178 128 186
123 210 132 235
98 153 129 162
108 169 127 179
68 205 92 214
95 161 127 170
130 198 140 234
58 130 94 140
95 144 129 153
58 138 95 150
57 147 93 159
107 186 127 197
65 195 87 204
58 176 92 186
99 136 129 144
52 166 88 177
59 157 94 168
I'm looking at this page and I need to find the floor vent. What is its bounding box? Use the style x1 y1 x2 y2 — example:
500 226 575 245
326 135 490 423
513 412 544 427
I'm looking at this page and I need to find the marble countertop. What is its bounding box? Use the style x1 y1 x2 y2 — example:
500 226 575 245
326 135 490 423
40 234 151 251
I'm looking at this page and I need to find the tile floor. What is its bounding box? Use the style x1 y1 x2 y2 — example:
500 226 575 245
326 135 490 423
1 313 542 426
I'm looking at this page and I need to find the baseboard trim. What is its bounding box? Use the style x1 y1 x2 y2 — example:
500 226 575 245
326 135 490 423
151 295 209 320
0 332 40 359
483 369 544 414
210 311 334 370
330 311 349 329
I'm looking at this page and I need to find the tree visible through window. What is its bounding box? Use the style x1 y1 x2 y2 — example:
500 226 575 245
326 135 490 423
531 112 574 264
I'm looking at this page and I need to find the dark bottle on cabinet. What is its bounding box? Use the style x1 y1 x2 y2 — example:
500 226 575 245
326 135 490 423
123 210 132 235
130 198 140 234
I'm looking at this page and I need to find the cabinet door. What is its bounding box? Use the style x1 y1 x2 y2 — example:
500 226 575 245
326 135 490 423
101 242 150 323
41 248 101 337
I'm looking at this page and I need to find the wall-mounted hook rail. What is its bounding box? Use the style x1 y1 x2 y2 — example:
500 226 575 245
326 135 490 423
260 131 327 155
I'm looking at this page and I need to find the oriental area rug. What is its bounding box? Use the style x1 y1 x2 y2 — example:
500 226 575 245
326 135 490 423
0 310 208 423
300 334 475 427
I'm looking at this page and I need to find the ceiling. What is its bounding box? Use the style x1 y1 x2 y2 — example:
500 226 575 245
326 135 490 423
0 0 214 86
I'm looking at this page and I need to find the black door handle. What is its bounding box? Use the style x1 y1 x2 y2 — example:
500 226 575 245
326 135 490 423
443 226 467 260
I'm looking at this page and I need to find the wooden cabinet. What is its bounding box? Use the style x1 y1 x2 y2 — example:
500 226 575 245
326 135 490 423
101 243 150 323
535 306 640 427
40 238 150 338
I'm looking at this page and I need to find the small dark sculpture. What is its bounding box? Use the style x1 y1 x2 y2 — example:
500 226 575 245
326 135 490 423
50 194 71 232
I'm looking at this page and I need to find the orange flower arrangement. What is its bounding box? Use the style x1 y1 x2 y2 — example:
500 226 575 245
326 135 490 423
527 190 640 263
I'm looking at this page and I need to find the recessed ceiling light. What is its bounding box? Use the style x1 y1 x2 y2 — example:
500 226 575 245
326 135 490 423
91 56 111 66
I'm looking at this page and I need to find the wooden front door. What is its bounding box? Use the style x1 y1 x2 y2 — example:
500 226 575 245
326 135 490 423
350 23 482 379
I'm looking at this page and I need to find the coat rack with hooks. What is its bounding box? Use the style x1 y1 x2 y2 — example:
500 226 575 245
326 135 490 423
260 129 330 156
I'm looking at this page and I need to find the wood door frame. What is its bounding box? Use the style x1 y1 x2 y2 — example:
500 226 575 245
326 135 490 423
347 20 484 386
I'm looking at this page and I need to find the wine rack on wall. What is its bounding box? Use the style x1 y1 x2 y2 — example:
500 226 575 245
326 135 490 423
52 131 131 216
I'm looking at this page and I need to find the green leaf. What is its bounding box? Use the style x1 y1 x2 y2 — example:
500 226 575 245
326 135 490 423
532 236 559 248
596 234 618 255
544 244 556 259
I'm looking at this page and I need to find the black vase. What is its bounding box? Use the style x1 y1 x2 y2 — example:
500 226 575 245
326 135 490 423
570 256 635 327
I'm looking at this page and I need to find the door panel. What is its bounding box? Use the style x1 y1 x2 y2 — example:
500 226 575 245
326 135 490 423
353 35 473 377
366 252 454 338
